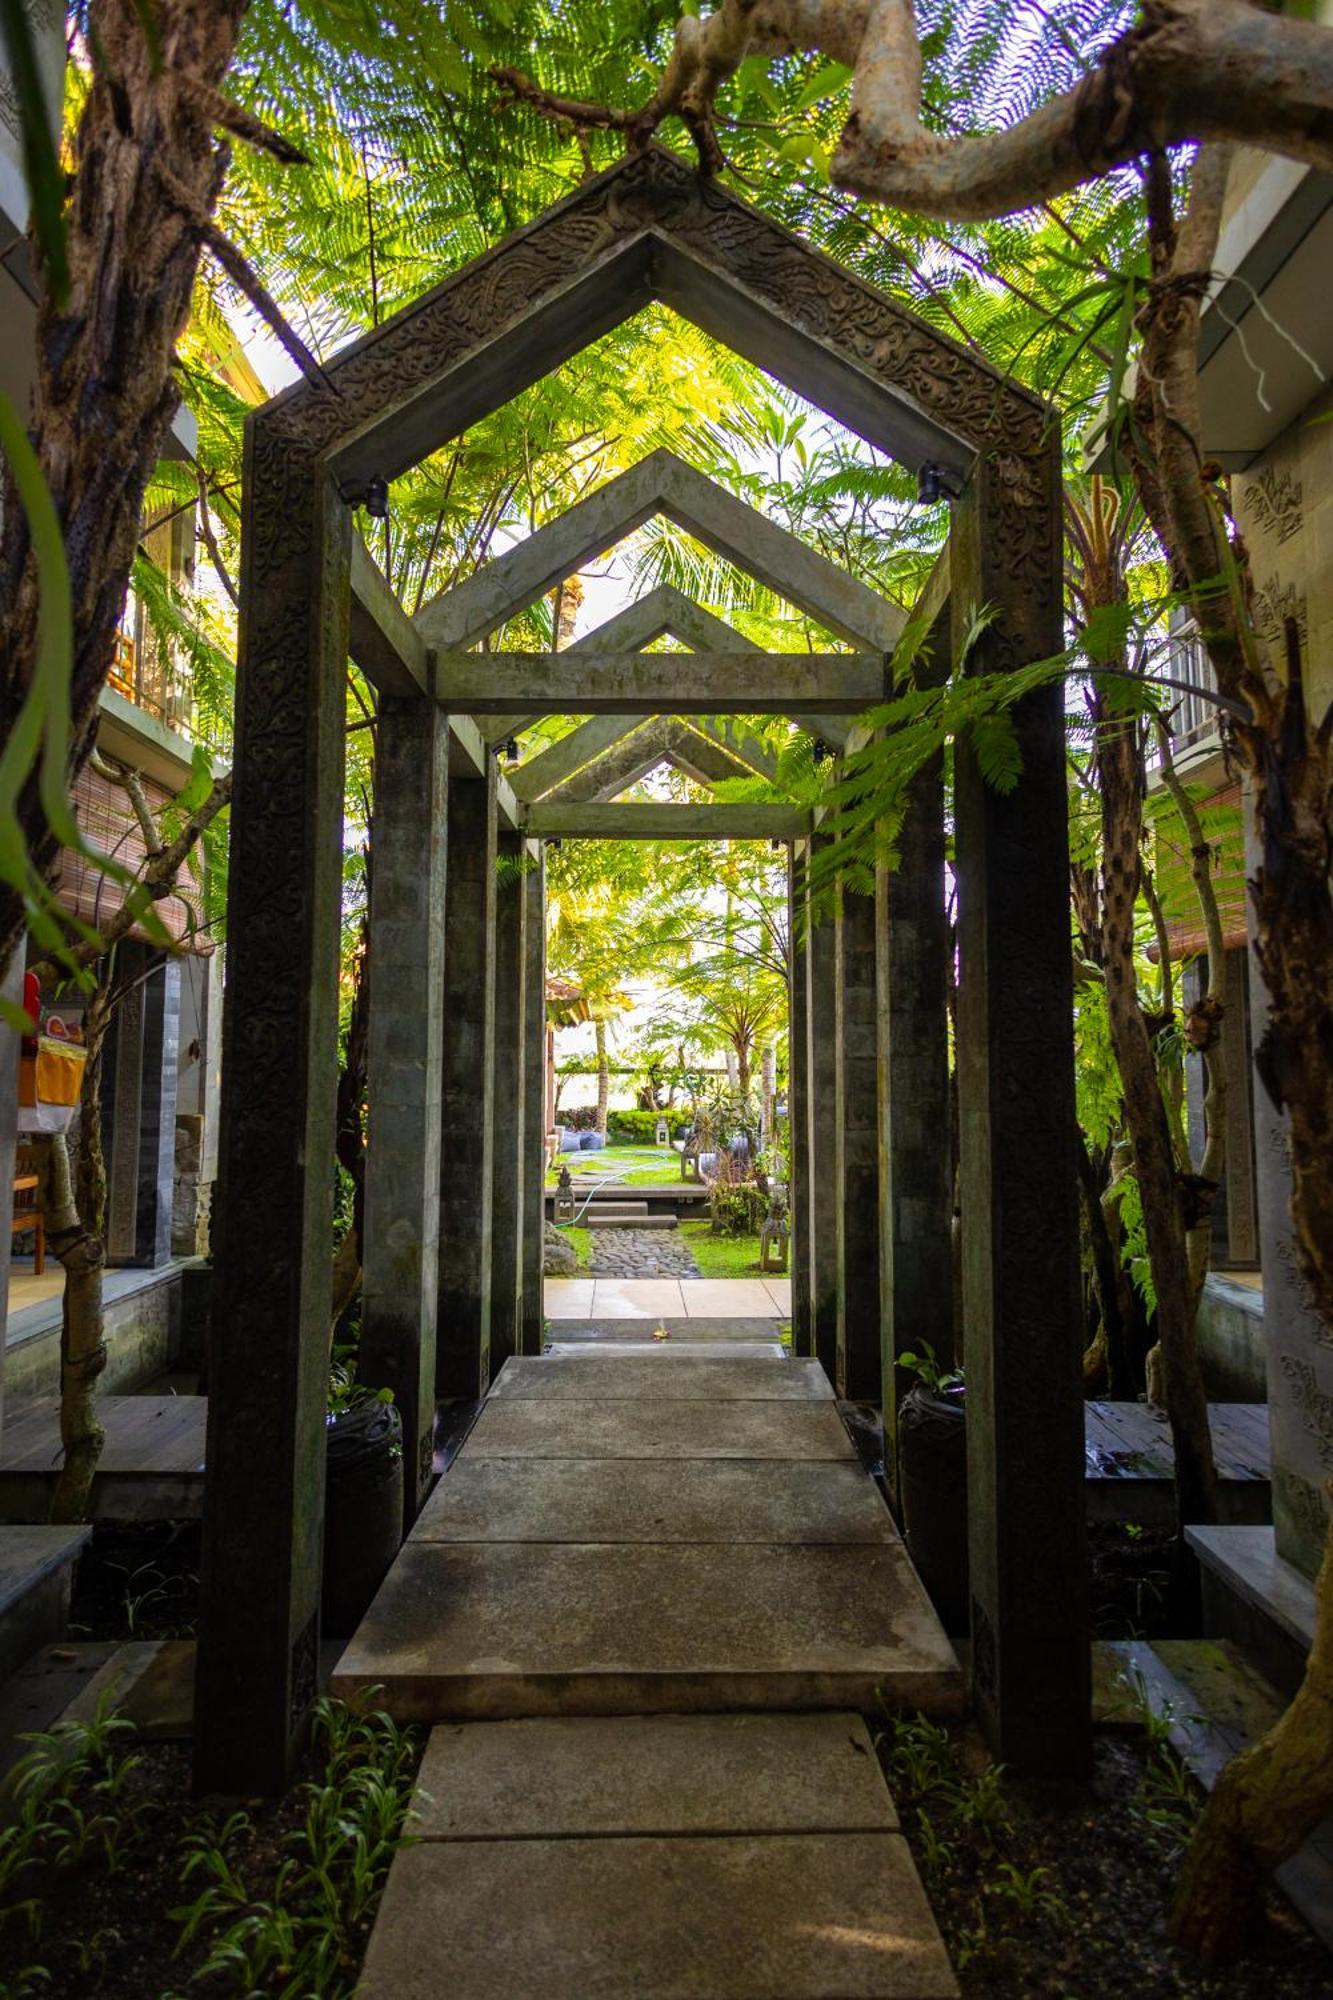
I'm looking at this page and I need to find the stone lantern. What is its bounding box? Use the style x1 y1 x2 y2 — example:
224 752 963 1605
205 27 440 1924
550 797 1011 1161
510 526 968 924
553 1165 576 1226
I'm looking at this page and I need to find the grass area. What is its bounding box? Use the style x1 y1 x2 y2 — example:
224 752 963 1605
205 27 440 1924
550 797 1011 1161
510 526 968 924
545 1143 681 1187
678 1220 769 1278
559 1224 593 1271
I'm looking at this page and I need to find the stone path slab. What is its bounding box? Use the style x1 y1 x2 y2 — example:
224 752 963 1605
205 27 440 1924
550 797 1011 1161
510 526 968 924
411 1457 896 1546
544 1315 786 1344
332 1539 963 1719
490 1353 831 1400
544 1277 793 1318
460 1397 856 1460
360 1831 958 1999
545 1337 785 1357
410 1711 896 1839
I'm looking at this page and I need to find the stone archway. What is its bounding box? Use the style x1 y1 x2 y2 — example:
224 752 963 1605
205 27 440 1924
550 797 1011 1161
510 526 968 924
198 147 1081 1794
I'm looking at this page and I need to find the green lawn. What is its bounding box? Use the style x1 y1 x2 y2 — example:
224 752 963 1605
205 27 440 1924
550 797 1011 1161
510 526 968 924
678 1220 768 1278
545 1143 681 1188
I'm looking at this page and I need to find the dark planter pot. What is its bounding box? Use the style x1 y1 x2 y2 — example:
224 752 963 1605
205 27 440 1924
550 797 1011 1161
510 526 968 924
321 1398 403 1640
899 1382 969 1636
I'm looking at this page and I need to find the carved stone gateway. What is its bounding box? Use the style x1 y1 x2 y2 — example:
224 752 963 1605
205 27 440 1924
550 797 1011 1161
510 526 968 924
198 145 1080 1792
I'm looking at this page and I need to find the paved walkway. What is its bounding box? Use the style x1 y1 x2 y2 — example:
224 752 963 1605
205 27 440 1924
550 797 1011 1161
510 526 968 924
339 1339 961 1997
587 1224 702 1278
547 1274 792 1318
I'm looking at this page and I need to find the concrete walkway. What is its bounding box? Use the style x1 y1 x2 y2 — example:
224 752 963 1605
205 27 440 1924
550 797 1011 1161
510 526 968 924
341 1340 961 1997
546 1274 792 1317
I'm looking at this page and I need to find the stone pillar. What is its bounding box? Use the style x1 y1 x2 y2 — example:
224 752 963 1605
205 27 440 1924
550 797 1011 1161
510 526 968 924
489 830 526 1374
102 945 181 1269
951 459 1090 1778
835 880 883 1403
804 841 839 1384
195 465 351 1795
0 953 24 1441
877 735 954 1516
787 844 813 1357
437 761 497 1398
520 846 546 1355
1246 788 1330 1580
361 698 449 1533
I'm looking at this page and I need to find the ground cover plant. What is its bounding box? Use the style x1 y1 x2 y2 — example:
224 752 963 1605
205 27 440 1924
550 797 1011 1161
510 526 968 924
876 1709 1329 1998
0 1695 419 2000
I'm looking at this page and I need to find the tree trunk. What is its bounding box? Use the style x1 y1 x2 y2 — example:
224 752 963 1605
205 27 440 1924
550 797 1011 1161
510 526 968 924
1097 708 1217 1532
0 0 251 986
1171 1491 1333 1958
760 1041 775 1147
39 986 114 1525
1076 1133 1137 1399
594 1018 610 1136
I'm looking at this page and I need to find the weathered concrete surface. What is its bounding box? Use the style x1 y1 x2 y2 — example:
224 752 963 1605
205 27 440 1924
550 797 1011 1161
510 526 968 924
360 1830 957 1999
332 1539 963 1719
460 1398 855 1461
411 1710 896 1837
411 1458 894 1545
361 697 448 1527
543 1317 786 1344
806 844 840 1381
489 1353 832 1401
836 880 884 1404
436 765 497 1397
789 842 814 1357
519 849 545 1354
487 831 526 1372
416 450 904 656
439 652 879 719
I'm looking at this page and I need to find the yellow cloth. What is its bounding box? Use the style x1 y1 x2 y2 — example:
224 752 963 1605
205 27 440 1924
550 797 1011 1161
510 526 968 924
19 1036 87 1109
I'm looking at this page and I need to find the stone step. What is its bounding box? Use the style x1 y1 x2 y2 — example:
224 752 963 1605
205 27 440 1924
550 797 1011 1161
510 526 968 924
331 1539 964 1722
586 1211 677 1229
0 1526 92 1686
583 1199 650 1217
460 1396 855 1460
357 1714 958 1999
411 1458 896 1546
489 1353 829 1401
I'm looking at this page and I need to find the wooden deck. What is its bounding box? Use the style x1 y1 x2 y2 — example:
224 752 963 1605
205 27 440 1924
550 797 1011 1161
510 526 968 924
1085 1400 1269 1525
0 1396 207 1522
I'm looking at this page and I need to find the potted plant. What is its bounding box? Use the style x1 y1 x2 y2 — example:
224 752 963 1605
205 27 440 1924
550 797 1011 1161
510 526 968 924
321 1356 403 1640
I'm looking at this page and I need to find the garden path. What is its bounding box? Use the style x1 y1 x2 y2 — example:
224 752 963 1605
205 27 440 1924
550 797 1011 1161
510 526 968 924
339 1336 963 1997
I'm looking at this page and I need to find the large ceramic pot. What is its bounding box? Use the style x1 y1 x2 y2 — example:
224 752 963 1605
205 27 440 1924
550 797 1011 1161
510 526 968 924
321 1397 403 1639
898 1382 969 1636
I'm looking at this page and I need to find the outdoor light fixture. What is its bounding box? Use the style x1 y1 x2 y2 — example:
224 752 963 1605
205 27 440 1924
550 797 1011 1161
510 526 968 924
547 836 562 851
917 461 965 505
363 475 390 520
812 738 832 764
503 738 520 762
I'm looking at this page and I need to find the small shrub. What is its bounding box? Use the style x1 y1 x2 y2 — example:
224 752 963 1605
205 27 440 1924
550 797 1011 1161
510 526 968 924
558 1105 598 1132
605 1108 689 1143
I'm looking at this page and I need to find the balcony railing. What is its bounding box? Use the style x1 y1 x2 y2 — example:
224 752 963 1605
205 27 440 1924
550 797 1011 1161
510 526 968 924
1149 626 1221 768
107 626 194 736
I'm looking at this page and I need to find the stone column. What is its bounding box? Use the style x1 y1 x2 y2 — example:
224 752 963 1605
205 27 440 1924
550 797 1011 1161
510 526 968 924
1246 788 1330 1580
951 459 1089 1778
103 944 181 1269
195 464 351 1795
0 953 24 1441
835 880 883 1402
520 846 546 1355
877 732 954 1516
489 830 526 1374
437 760 497 1398
804 840 839 1384
787 843 813 1357
360 698 449 1533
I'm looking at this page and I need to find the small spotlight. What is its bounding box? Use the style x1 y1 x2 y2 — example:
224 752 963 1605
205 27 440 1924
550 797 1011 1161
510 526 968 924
917 461 964 505
812 738 831 764
503 738 519 763
547 836 562 851
363 475 390 520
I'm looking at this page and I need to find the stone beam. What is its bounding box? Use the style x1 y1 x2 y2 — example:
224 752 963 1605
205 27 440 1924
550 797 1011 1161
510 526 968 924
561 723 671 804
349 536 427 698
520 843 546 1356
434 652 883 716
416 450 903 656
511 713 652 803
528 803 808 840
489 831 527 1374
685 719 780 783
445 715 520 830
788 845 813 1359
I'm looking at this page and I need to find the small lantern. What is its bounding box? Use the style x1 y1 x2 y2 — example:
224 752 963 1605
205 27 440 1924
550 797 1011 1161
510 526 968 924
554 1164 576 1226
654 1115 669 1147
760 1190 790 1273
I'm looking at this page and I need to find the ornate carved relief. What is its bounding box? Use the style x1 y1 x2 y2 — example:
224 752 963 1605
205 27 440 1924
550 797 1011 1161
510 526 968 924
1242 463 1304 545
1252 575 1308 651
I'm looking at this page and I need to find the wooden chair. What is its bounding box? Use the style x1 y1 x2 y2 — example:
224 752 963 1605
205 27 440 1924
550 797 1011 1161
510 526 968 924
11 1145 44 1276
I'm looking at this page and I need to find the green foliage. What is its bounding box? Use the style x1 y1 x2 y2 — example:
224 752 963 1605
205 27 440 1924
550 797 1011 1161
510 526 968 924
168 1694 419 1997
605 1107 690 1142
896 1342 964 1396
